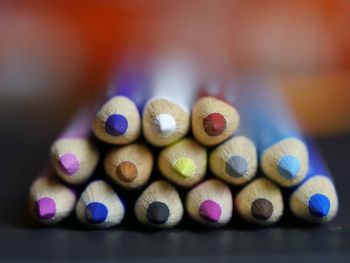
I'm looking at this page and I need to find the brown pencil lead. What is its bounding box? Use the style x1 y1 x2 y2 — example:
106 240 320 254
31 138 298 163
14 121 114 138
116 161 138 183
251 198 273 220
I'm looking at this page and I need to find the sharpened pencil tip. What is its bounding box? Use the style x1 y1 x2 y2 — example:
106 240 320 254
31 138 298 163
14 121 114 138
153 114 176 137
251 198 273 220
199 200 221 222
35 197 56 220
58 153 80 176
277 155 300 179
308 194 330 218
105 114 128 136
116 161 138 183
147 202 170 224
203 113 226 136
86 202 108 224
172 157 196 178
225 155 248 178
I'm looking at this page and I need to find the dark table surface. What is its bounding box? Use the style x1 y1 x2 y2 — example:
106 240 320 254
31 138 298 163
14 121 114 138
1 108 350 263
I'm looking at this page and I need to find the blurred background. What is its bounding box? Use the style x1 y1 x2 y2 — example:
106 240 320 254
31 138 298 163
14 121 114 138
1 0 350 135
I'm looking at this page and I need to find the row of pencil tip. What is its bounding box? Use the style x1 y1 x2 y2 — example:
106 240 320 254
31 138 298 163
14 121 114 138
30 174 283 228
28 64 339 228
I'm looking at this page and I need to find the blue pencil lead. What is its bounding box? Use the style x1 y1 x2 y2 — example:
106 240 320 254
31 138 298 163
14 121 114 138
308 194 331 218
86 202 108 224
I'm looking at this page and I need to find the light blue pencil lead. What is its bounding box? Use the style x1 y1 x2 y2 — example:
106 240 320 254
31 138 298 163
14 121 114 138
277 155 300 179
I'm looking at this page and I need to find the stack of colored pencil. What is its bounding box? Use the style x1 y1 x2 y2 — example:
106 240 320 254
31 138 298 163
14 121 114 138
28 58 339 229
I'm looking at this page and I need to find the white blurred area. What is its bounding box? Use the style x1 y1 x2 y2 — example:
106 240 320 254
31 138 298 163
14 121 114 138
0 11 85 99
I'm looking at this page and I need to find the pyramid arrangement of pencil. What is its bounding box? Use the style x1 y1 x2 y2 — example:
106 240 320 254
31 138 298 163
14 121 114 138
28 57 339 229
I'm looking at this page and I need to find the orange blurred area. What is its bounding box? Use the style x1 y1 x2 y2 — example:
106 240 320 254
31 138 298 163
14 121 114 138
279 72 350 135
0 0 350 135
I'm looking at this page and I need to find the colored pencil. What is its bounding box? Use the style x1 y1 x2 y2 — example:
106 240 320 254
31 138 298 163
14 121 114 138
191 81 240 146
240 77 309 187
92 58 149 145
209 129 257 185
142 55 197 146
76 180 125 228
134 180 184 228
235 178 284 225
289 141 338 223
50 106 99 185
186 179 233 227
28 168 77 224
158 138 207 187
104 143 153 190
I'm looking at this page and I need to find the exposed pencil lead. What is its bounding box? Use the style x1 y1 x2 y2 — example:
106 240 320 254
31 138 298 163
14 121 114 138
203 113 226 136
308 194 331 218
199 200 222 223
85 202 108 224
277 155 300 179
153 114 177 137
172 157 196 178
105 114 129 136
58 153 80 176
35 197 56 220
225 155 248 178
251 198 273 220
147 202 170 224
116 161 138 183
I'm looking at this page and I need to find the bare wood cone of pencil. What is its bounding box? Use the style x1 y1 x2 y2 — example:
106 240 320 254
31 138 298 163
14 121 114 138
192 96 240 146
158 138 207 188
134 180 184 228
235 178 284 226
76 180 125 229
104 143 153 190
29 168 77 224
186 179 233 227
